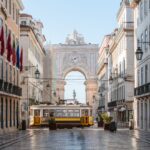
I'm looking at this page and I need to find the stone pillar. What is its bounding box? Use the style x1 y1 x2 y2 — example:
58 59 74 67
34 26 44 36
56 80 66 100
85 79 98 106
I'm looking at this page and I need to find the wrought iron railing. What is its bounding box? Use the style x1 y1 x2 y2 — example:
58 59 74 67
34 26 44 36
108 100 117 107
134 82 150 96
0 80 22 96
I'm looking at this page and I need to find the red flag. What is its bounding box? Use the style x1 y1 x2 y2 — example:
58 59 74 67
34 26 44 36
20 47 23 72
12 41 16 66
7 32 12 62
0 26 5 55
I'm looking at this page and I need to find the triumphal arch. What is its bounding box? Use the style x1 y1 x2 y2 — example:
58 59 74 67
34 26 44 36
50 31 98 106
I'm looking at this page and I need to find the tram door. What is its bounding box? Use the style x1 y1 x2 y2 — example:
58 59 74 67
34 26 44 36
34 109 40 125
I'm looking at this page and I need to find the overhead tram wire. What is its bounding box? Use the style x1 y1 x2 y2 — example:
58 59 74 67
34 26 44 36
34 77 98 81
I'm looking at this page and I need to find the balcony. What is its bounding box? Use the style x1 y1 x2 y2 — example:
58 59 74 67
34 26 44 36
134 82 150 96
118 22 134 33
4 81 9 92
0 79 4 90
108 101 117 107
0 80 22 96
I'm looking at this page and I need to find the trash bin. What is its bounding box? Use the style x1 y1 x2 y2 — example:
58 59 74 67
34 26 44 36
22 120 26 130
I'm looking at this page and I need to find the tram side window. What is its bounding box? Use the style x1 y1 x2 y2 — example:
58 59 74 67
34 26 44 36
62 110 67 117
73 110 80 117
55 110 63 117
34 110 40 117
43 109 49 117
68 110 74 117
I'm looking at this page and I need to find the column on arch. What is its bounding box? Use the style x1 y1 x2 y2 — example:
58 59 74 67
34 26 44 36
85 79 98 106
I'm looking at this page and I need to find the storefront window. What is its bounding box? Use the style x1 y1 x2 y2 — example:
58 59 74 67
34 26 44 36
0 98 4 128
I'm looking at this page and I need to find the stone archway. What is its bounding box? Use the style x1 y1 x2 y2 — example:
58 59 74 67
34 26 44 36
50 31 98 106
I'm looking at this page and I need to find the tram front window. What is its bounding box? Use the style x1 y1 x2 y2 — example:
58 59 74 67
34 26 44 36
34 110 40 117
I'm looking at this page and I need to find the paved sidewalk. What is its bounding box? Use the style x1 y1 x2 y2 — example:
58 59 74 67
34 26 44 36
0 128 150 150
130 130 150 144
0 130 37 149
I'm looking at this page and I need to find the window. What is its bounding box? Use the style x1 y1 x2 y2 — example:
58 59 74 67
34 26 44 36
5 0 8 9
123 59 125 75
149 101 150 128
149 26 150 47
16 9 19 24
141 67 143 85
13 101 15 126
21 21 26 25
13 3 15 20
0 58 3 79
10 100 12 127
119 63 121 77
6 62 8 82
1 98 4 128
141 102 143 129
140 2 143 21
144 0 148 16
137 70 140 86
9 0 11 15
17 70 19 85
145 64 148 83
43 110 49 117
10 65 12 82
34 110 40 117
13 68 15 84
0 18 3 28
145 29 148 51
141 33 144 50
137 102 139 127
5 24 8 45
6 99 8 128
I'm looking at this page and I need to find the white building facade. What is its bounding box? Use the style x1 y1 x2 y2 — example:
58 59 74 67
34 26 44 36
20 14 46 126
97 35 110 114
107 0 135 127
131 0 150 130
0 0 24 134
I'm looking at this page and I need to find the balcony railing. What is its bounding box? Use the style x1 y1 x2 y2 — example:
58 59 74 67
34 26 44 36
0 79 22 96
134 82 150 96
108 100 117 107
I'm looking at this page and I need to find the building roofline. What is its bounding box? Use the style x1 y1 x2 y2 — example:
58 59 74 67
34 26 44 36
16 0 24 10
20 25 46 55
20 13 33 19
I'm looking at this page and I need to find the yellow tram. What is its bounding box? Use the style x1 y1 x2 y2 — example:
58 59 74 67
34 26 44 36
29 104 94 128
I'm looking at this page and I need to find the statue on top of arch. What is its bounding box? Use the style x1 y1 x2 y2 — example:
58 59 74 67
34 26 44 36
65 30 86 45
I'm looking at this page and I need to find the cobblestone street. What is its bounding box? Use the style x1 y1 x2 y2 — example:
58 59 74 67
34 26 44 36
1 128 150 150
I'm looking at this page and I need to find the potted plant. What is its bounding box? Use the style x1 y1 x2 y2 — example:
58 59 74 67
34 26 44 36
101 112 113 130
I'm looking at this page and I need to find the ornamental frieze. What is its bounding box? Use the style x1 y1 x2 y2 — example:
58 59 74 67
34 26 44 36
62 52 88 71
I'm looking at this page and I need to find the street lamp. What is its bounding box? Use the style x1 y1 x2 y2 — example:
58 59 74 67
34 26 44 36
21 65 40 128
135 46 143 61
135 40 150 61
34 68 40 79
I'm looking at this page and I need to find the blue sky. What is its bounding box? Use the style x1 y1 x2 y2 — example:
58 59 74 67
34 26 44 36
22 0 120 44
22 0 120 103
64 72 85 103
